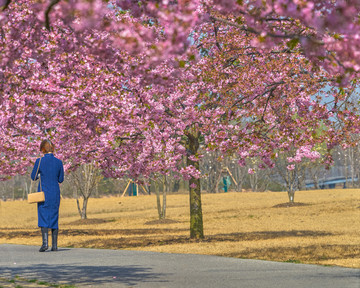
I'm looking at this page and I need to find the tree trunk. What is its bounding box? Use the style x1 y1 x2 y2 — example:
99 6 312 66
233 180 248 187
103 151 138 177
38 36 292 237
288 183 295 203
312 173 319 190
172 179 180 192
76 198 88 219
154 177 167 219
234 166 243 192
209 171 222 193
72 163 101 219
350 147 355 187
82 197 88 219
186 130 204 239
162 175 167 219
345 151 349 188
95 182 99 198
23 181 27 200
287 169 296 203
298 166 306 191
354 147 360 188
250 171 258 192
154 182 162 219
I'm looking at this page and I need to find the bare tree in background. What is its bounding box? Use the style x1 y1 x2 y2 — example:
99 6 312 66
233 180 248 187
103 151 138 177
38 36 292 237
244 158 274 192
154 175 170 219
276 164 298 202
68 163 102 219
201 151 224 193
0 174 30 201
228 159 247 192
0 176 14 201
273 151 300 202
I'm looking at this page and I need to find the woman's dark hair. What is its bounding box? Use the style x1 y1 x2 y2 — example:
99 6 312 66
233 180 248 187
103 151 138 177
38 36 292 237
40 139 55 153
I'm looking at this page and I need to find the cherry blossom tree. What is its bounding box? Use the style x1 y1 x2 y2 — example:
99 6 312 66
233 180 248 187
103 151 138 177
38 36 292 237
1 0 360 239
1 0 359 82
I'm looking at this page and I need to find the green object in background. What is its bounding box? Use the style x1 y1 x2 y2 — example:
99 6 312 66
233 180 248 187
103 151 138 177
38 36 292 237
223 176 231 192
129 181 137 196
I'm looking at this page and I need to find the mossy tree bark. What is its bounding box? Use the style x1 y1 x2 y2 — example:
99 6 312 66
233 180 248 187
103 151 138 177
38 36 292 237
185 129 204 239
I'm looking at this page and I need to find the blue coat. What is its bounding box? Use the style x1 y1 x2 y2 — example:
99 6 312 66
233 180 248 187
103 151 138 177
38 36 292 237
31 153 64 229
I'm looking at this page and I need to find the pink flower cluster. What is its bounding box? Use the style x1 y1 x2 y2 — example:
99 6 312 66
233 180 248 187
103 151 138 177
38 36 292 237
0 0 359 182
287 146 321 163
180 166 202 180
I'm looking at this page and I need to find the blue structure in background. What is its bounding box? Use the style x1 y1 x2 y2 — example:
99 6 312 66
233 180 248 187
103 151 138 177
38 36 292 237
128 180 138 196
121 179 149 197
306 176 358 189
222 176 231 192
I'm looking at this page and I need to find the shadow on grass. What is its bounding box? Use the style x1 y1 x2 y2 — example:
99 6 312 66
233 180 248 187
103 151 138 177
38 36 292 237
0 264 169 287
0 229 336 250
223 244 360 262
272 202 311 208
75 230 335 249
0 227 188 239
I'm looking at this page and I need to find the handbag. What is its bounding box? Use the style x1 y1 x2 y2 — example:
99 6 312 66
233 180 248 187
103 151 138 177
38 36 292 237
28 158 45 204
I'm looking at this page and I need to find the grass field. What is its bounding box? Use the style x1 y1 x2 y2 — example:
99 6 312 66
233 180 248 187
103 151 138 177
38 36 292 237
0 189 359 268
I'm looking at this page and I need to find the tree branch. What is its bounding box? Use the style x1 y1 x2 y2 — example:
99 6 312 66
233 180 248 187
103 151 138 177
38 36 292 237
231 81 285 109
45 0 61 31
261 88 276 122
210 16 324 45
210 16 260 35
212 19 222 51
1 0 11 11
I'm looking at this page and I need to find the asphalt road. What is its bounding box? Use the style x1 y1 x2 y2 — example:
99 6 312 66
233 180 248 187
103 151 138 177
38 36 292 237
0 244 359 288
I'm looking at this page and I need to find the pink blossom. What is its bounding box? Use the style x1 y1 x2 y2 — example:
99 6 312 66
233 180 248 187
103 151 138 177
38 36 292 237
287 164 296 171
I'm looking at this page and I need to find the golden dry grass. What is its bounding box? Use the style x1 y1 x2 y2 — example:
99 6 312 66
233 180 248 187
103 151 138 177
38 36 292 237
0 189 359 268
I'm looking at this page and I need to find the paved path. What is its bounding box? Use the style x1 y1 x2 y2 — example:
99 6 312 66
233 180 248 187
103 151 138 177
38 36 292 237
0 244 359 288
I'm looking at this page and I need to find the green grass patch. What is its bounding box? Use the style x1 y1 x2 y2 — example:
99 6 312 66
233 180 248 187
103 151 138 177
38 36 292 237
0 277 77 288
284 259 301 264
37 281 51 285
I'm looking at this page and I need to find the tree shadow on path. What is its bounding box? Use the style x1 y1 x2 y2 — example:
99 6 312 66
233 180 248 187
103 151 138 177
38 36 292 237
0 263 169 287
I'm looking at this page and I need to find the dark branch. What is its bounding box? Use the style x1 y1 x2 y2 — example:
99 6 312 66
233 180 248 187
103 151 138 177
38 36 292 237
45 0 61 31
210 16 260 35
1 0 11 11
231 81 285 109
27 88 66 97
210 16 324 45
212 20 222 51
261 88 276 122
265 17 293 22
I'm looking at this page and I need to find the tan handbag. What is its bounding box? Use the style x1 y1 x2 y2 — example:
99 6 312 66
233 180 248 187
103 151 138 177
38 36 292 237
28 158 45 204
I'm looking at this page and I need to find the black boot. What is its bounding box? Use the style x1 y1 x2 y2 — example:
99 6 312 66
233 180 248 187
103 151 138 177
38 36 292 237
51 229 58 251
39 227 48 252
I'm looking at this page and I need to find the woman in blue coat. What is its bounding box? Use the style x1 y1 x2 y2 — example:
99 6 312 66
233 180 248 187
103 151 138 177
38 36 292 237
31 139 64 252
